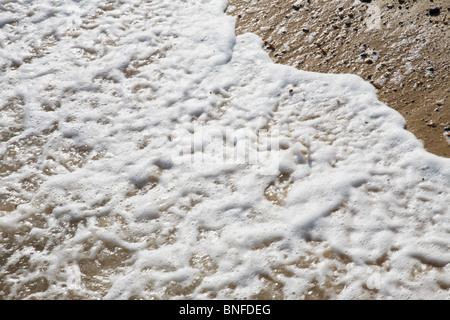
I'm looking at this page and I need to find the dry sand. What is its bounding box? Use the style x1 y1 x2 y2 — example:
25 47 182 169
226 0 449 157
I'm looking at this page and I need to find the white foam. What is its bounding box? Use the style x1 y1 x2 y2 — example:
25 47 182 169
0 0 449 299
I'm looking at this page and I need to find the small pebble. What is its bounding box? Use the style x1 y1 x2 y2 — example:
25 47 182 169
429 7 440 16
427 120 436 127
373 82 382 89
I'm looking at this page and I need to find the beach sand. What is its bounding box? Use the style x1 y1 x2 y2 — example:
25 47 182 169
1 0 450 300
227 0 449 157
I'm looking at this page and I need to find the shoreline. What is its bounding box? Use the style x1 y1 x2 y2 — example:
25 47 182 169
226 0 449 157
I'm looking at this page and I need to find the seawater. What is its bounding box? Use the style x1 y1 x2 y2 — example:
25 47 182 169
1 0 449 299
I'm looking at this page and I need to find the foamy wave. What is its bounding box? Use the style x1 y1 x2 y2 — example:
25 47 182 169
0 0 449 299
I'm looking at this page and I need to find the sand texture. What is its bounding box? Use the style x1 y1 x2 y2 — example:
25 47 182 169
227 0 449 157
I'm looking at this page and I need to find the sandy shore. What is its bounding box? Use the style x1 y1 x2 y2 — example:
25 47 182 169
227 0 449 157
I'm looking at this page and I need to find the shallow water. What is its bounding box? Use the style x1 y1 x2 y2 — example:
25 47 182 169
0 0 449 299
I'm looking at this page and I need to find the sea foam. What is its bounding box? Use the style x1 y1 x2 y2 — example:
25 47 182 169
0 0 449 299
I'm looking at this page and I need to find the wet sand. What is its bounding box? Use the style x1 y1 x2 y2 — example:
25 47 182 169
226 0 449 157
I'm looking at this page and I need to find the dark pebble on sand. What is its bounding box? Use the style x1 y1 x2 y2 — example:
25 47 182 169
429 7 440 16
